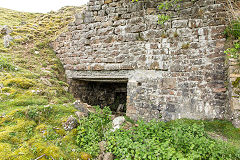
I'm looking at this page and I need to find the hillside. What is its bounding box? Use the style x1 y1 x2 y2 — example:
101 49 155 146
0 6 87 159
0 4 240 160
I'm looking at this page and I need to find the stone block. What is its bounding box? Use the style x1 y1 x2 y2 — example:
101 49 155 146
232 98 240 110
104 0 112 4
166 103 176 113
125 24 147 33
172 20 188 28
161 78 177 89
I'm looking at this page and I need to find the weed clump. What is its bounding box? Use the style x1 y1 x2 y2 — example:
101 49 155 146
4 78 35 89
225 20 240 39
0 55 15 71
76 107 240 159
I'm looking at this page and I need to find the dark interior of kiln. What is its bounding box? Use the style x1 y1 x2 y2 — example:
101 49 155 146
72 80 127 113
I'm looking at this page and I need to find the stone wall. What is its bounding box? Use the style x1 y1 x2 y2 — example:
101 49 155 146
228 58 240 128
53 0 229 121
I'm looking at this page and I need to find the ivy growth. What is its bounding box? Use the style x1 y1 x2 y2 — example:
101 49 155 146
225 42 240 59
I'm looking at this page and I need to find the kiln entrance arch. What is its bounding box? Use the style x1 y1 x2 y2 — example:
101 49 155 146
70 78 128 113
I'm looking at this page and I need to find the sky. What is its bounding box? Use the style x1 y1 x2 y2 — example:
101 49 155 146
0 0 89 13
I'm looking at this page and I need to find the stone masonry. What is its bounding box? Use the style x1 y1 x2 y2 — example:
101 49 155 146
53 0 230 121
228 58 240 128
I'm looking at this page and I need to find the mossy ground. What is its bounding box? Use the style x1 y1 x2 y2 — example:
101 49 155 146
0 6 86 159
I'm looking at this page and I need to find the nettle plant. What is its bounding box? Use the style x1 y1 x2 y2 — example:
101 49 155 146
225 20 240 59
132 0 182 25
225 42 240 59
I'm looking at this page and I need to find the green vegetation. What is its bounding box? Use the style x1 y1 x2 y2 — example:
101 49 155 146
76 107 112 157
0 7 39 26
132 0 182 25
0 6 85 159
225 20 240 40
225 20 240 58
0 55 15 71
76 107 240 159
107 121 239 160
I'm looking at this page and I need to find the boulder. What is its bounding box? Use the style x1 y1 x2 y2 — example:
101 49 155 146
63 115 79 131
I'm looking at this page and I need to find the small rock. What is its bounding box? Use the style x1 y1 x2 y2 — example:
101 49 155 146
0 83 3 89
232 111 240 128
3 35 13 48
63 86 68 92
63 115 79 131
14 35 22 39
112 116 125 127
116 104 124 112
1 25 12 35
74 100 90 114
32 24 38 28
40 77 52 86
103 152 114 160
99 141 107 153
75 111 87 119
20 21 27 25
98 153 104 160
0 113 6 118
111 116 125 132
4 93 10 96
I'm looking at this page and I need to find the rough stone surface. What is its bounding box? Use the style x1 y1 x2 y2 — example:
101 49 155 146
74 100 91 114
63 115 79 131
0 25 12 35
112 116 125 127
75 111 87 119
103 152 114 160
99 141 107 153
228 58 240 128
54 0 230 122
3 34 13 48
112 116 125 131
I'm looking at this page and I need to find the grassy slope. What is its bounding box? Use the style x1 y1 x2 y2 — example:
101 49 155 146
0 7 86 160
0 6 239 160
